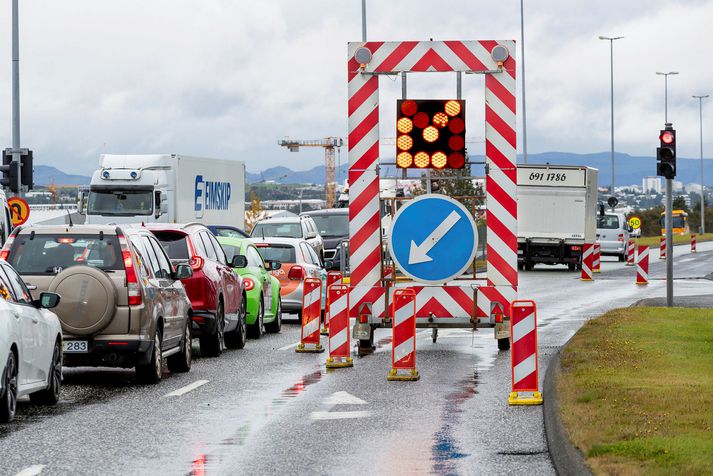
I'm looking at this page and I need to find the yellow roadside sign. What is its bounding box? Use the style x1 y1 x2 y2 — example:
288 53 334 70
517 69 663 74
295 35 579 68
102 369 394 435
628 216 642 230
8 197 30 226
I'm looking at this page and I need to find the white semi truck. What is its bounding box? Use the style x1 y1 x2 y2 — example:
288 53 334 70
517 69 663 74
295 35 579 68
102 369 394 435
517 164 598 271
81 154 245 228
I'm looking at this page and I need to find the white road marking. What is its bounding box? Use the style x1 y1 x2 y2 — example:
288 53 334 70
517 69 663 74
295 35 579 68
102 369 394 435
164 379 209 397
324 391 367 405
15 465 46 476
310 411 370 421
278 342 299 351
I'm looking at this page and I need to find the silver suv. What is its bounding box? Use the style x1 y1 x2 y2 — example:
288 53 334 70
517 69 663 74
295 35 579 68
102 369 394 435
251 215 324 262
1 224 194 384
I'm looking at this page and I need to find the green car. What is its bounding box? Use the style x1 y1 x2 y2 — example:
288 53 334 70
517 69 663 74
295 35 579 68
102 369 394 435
218 237 282 338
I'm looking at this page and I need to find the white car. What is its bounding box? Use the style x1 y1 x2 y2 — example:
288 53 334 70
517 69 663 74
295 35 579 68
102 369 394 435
0 260 63 423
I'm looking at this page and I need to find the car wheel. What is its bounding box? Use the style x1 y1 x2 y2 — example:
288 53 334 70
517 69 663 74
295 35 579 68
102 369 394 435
225 296 247 350
0 352 18 423
498 337 511 351
30 340 62 405
200 301 225 358
265 297 282 334
136 328 163 384
248 297 265 339
168 320 192 373
618 253 626 262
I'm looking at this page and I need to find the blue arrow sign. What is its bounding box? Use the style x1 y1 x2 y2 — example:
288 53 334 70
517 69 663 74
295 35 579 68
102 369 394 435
388 194 478 284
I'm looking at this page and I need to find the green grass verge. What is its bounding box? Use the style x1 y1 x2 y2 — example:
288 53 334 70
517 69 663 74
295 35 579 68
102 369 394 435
635 233 713 248
558 307 713 475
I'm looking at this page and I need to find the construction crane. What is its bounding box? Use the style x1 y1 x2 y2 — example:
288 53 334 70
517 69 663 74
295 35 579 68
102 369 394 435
279 137 343 209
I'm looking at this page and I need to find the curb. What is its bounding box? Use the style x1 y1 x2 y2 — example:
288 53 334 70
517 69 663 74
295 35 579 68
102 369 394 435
543 350 593 476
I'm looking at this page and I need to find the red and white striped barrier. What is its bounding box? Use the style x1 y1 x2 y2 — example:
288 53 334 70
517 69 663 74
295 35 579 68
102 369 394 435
388 289 419 381
691 234 697 253
508 300 542 405
322 271 343 335
580 243 594 281
326 284 352 368
636 246 649 285
659 236 666 260
592 243 601 273
626 239 636 266
296 278 324 353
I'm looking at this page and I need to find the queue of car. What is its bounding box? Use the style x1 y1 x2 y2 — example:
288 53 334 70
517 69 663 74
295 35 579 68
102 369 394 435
0 212 345 422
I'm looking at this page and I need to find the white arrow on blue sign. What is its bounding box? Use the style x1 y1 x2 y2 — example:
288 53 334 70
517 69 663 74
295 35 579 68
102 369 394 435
388 194 478 284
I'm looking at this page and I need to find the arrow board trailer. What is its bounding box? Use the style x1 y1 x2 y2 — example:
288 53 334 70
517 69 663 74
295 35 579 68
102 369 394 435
517 164 598 270
82 154 245 228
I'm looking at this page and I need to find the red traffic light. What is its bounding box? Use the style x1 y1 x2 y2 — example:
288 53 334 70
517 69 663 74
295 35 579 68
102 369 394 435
660 131 675 144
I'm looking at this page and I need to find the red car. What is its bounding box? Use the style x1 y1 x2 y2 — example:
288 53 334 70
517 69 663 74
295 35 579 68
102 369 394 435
149 224 246 356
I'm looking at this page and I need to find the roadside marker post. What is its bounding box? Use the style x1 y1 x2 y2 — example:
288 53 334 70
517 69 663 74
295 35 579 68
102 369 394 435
387 289 419 381
322 271 343 335
296 278 324 353
580 243 594 281
691 234 697 253
592 243 601 273
326 284 352 369
636 246 649 285
626 239 636 266
659 236 666 260
508 300 543 406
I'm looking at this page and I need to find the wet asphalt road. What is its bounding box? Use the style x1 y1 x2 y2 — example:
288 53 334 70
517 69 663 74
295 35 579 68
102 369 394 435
1 242 711 476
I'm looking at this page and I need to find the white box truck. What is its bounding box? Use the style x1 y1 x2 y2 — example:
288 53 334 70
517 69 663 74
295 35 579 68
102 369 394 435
517 164 598 271
81 154 245 228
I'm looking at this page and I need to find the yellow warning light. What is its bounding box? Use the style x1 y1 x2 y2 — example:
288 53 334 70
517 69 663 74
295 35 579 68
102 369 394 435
396 152 413 168
433 112 449 128
423 126 439 143
414 152 430 168
397 117 413 134
397 135 413 151
445 100 461 117
431 152 447 169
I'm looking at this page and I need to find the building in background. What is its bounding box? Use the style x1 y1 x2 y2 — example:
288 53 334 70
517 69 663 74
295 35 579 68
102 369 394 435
643 176 662 194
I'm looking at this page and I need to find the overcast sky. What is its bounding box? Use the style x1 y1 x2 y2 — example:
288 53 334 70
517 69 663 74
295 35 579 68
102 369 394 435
0 0 712 175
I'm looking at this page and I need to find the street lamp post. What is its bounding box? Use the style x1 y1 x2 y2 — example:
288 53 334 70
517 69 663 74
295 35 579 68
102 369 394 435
693 94 709 234
520 0 528 164
656 71 679 123
599 36 623 195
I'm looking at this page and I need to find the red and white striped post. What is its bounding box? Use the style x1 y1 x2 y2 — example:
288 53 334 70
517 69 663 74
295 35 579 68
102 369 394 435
322 271 343 335
296 278 324 353
626 239 636 266
326 284 352 368
508 300 543 405
636 245 649 285
580 243 594 281
659 236 666 260
691 234 697 253
387 288 419 381
592 243 601 273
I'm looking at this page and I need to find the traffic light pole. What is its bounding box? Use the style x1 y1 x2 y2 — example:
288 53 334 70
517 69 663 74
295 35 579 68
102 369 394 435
9 0 23 197
665 178 673 307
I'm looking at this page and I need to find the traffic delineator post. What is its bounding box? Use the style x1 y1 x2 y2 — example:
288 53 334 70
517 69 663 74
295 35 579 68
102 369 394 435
691 234 697 253
636 245 649 285
659 236 666 260
387 288 419 381
626 239 636 266
321 271 343 335
580 243 594 281
508 300 543 406
593 243 601 273
296 278 324 353
326 284 352 369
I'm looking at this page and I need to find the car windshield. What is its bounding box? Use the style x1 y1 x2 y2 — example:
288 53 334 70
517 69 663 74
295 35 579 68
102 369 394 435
251 223 302 238
7 234 122 275
255 244 296 263
597 215 620 230
659 215 686 228
214 227 248 238
154 232 190 260
309 214 349 237
88 189 153 216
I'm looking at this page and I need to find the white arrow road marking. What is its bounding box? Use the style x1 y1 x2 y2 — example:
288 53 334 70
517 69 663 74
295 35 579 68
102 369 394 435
408 210 462 264
324 391 368 405
310 411 370 421
164 379 209 397
15 465 46 476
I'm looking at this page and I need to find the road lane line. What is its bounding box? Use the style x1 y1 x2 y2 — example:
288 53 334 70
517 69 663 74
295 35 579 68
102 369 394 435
278 342 299 351
310 411 370 420
15 465 46 476
164 379 209 397
324 391 367 405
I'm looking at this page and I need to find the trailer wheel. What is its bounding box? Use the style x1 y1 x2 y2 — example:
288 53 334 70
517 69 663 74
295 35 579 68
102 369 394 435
568 263 576 271
497 337 510 351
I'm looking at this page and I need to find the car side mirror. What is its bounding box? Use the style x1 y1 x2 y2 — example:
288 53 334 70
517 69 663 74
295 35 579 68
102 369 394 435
77 191 86 216
268 260 281 271
173 264 193 280
38 292 61 309
231 255 248 268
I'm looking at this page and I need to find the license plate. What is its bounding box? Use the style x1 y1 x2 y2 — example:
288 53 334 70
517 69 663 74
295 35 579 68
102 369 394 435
63 341 89 353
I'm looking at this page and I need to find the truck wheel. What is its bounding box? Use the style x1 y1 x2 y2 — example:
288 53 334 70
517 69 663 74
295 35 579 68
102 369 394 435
618 254 625 262
498 337 510 351
568 264 576 271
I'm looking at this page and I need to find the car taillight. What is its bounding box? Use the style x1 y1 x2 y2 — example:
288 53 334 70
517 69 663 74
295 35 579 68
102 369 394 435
570 245 581 251
255 243 269 248
189 256 204 271
0 228 20 261
117 232 142 306
244 277 255 291
288 265 304 280
618 234 625 242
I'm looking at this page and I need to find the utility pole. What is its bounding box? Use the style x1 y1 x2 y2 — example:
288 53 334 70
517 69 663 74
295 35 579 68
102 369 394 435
11 0 22 196
693 94 708 234
361 0 367 42
520 0 528 164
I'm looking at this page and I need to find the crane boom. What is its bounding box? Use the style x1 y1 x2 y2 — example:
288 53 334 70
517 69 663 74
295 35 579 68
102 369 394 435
279 137 343 209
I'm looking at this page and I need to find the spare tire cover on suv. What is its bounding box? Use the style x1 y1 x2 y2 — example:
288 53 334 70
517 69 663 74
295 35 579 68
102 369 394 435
48 265 118 336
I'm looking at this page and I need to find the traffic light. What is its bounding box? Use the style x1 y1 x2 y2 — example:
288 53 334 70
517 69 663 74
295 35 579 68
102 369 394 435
21 150 33 190
656 125 676 180
1 150 21 194
396 99 466 169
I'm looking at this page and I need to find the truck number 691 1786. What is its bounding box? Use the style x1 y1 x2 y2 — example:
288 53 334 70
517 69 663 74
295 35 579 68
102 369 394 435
529 172 567 182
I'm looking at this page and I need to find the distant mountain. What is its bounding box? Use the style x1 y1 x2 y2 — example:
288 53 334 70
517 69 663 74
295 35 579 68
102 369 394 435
34 165 91 186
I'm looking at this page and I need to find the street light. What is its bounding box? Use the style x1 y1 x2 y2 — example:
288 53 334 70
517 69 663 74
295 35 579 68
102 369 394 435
656 71 679 123
520 0 528 164
693 94 709 234
599 35 624 195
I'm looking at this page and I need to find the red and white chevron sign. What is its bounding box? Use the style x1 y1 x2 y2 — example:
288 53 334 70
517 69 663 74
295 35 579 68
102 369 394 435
347 40 517 320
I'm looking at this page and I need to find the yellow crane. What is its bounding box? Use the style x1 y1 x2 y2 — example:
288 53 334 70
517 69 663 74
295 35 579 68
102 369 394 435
279 137 343 209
